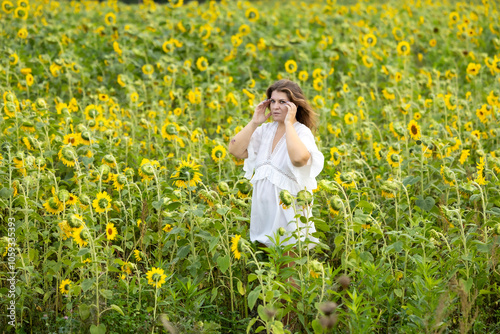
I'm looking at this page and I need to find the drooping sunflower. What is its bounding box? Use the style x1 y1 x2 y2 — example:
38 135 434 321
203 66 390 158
344 112 358 125
211 144 227 163
387 150 402 168
196 56 208 71
170 157 203 189
106 223 118 241
440 165 455 186
43 197 64 215
113 174 127 191
133 249 142 261
161 121 180 141
459 149 470 164
330 147 342 166
142 64 154 75
334 171 356 189
146 267 167 288
92 191 112 214
59 279 72 294
407 120 421 140
231 235 242 260
138 159 159 182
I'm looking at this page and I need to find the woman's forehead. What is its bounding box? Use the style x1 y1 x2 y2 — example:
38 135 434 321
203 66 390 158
270 91 288 99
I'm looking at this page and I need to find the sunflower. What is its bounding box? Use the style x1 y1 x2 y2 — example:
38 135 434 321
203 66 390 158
146 267 167 288
17 28 28 39
382 89 396 100
284 59 297 74
362 55 374 68
2 1 14 13
63 133 80 146
92 191 112 214
407 120 421 140
387 151 401 168
196 56 208 71
171 158 203 189
297 70 309 82
245 7 259 22
466 63 481 76
344 112 358 125
396 41 411 56
429 39 437 47
66 193 78 206
211 144 227 163
362 33 377 47
106 223 118 241
313 78 323 91
231 235 242 260
26 74 34 86
163 224 173 233
330 147 342 165
43 197 64 215
59 279 72 294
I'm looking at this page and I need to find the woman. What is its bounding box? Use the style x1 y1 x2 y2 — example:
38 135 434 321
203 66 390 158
228 79 324 248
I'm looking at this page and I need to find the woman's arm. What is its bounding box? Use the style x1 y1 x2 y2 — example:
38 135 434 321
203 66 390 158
228 99 271 159
285 102 311 167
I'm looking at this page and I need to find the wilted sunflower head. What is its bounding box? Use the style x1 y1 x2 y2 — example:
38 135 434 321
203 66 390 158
217 181 230 194
329 196 343 211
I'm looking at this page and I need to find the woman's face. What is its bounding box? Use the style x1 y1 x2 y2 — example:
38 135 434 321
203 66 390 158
269 90 290 123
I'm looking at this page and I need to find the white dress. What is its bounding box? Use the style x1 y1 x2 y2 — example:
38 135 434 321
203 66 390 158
243 121 324 247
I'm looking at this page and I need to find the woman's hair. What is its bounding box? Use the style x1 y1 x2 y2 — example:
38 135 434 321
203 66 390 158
266 79 319 131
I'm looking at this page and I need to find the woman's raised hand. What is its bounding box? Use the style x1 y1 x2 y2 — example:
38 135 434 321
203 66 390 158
251 99 272 125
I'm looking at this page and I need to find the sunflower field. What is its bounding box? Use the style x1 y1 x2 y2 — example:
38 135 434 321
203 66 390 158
1 0 500 332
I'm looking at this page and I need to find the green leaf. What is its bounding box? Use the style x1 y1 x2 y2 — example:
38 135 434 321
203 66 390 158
90 324 106 334
357 200 373 212
0 187 14 198
248 286 261 310
176 245 190 259
79 304 91 320
415 196 435 212
394 289 403 297
246 318 258 334
81 278 95 292
100 289 113 299
237 280 246 295
110 304 124 316
165 202 182 211
216 254 230 273
312 319 323 334
76 248 90 257
152 200 162 211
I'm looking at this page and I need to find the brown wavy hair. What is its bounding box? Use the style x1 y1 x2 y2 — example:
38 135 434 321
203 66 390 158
266 79 319 132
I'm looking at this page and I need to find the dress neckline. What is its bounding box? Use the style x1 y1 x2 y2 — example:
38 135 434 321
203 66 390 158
270 122 286 157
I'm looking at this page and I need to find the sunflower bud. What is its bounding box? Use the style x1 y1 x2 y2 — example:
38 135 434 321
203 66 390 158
278 227 286 236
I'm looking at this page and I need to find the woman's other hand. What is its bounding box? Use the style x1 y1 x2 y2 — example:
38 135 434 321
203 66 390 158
251 99 272 125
